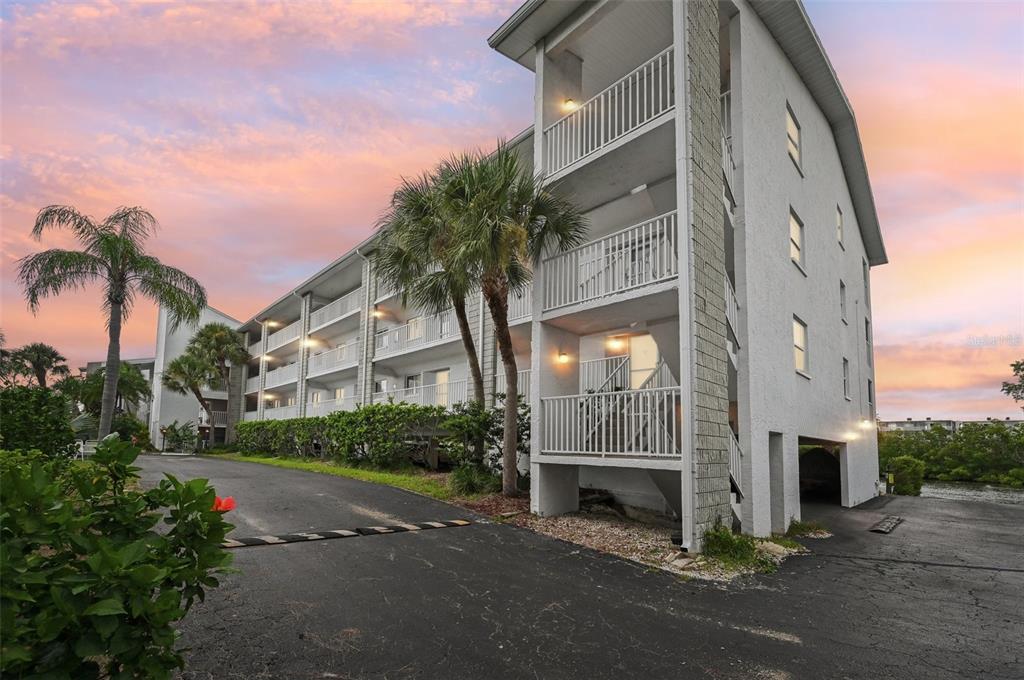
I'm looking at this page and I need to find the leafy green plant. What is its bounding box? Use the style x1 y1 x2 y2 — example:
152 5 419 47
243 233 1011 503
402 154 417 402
0 385 76 455
785 519 828 537
888 455 926 495
0 439 233 678
160 420 197 453
449 463 501 495
702 525 776 572
112 412 153 449
878 422 1023 486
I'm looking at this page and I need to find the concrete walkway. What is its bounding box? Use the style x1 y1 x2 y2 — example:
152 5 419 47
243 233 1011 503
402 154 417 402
139 455 1024 680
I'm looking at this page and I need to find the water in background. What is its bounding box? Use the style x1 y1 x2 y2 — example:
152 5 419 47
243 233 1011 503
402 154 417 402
920 481 1024 506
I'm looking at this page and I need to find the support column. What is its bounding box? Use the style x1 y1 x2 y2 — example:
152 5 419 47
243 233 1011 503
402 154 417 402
356 258 378 404
296 293 313 417
674 0 731 552
256 322 269 420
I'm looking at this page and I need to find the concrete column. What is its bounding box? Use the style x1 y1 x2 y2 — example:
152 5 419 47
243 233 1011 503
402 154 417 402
531 463 579 517
356 258 378 404
256 322 269 420
296 293 313 417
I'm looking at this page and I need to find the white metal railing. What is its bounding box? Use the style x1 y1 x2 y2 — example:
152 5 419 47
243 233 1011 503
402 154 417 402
245 375 261 393
544 47 675 175
580 355 630 393
243 410 259 422
725 273 739 339
267 320 301 352
375 278 397 301
720 90 736 200
263 404 298 420
373 379 468 408
310 287 362 329
264 362 299 389
496 369 532 401
375 309 458 358
307 396 357 418
307 340 360 377
541 387 682 458
543 211 678 311
248 340 261 355
638 359 676 390
508 285 532 322
729 431 744 496
198 410 228 427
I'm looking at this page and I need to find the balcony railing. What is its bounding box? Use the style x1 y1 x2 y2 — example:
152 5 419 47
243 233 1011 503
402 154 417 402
495 369 531 401
198 410 228 427
264 404 298 420
264 362 299 389
729 431 744 497
580 355 630 393
307 340 360 377
543 211 678 311
243 410 259 422
307 396 357 418
720 90 736 202
374 379 468 408
544 46 675 175
267 320 301 352
508 285 532 322
541 387 682 458
245 375 261 393
248 340 261 355
375 309 458 358
725 273 739 340
310 287 362 330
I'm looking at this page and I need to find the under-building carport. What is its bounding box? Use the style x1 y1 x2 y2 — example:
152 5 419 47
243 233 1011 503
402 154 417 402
797 438 844 505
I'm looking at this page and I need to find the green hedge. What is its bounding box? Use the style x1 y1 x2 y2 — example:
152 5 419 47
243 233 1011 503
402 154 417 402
0 386 76 456
234 402 446 468
888 455 926 496
878 422 1024 488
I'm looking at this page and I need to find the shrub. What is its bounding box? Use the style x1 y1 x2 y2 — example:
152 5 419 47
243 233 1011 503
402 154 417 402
450 463 501 495
161 420 198 453
702 525 775 572
0 385 76 456
888 455 926 495
440 397 531 475
112 412 153 449
0 439 234 678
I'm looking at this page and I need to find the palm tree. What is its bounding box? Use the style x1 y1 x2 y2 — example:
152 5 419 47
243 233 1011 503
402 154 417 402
73 363 152 418
11 342 70 388
162 353 217 444
446 143 586 495
375 169 485 405
17 206 206 437
0 330 22 388
186 322 250 442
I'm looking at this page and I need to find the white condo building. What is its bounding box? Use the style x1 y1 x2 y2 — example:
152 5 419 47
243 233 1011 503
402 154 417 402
148 0 887 550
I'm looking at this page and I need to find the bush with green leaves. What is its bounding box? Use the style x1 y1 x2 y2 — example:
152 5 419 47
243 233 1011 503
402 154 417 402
702 524 775 572
112 412 154 449
0 385 76 455
887 455 926 495
878 422 1023 487
0 439 234 678
440 396 530 474
449 463 501 495
160 420 197 453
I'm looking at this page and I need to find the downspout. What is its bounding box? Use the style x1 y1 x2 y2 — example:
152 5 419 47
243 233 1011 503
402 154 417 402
357 248 374 404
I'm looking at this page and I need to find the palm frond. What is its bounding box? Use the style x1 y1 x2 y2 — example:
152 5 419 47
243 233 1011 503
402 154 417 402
16 249 106 312
132 256 206 330
103 206 159 247
31 205 102 244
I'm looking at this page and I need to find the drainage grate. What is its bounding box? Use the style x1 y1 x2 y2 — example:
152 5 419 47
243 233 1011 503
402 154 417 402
869 516 903 534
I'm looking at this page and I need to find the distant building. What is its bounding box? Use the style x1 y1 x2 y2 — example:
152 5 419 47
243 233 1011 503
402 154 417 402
879 418 1023 433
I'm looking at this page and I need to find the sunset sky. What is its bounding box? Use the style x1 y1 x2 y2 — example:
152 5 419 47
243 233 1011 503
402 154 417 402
1 0 1022 419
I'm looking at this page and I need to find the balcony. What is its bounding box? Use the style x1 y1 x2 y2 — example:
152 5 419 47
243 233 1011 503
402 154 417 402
198 410 228 427
310 287 362 331
248 340 261 355
540 387 682 459
543 211 678 313
729 431 744 497
544 47 674 177
264 362 298 389
307 340 360 378
245 375 261 394
307 396 357 418
375 309 458 359
495 369 531 400
267 320 301 352
243 410 259 422
264 404 298 420
508 285 532 324
373 379 468 408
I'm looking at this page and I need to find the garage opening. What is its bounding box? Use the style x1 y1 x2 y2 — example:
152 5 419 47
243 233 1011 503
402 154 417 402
798 440 842 505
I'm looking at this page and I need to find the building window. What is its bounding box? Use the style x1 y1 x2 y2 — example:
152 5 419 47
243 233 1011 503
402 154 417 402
311 391 321 404
863 258 871 308
865 318 873 366
840 280 848 322
836 206 844 246
786 104 801 169
405 374 422 390
334 387 346 401
793 316 808 375
789 209 805 268
843 358 851 399
867 379 875 417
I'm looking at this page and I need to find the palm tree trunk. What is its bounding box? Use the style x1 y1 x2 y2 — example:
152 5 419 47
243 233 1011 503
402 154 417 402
98 302 122 438
484 285 519 496
192 387 214 450
35 368 47 389
451 296 485 404
223 364 240 445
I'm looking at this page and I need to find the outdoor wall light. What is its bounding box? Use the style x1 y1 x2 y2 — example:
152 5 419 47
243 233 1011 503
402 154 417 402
265 320 280 328
842 431 859 441
261 354 273 361
562 98 579 113
303 338 318 348
858 419 874 430
263 393 275 400
372 310 384 319
557 351 570 364
607 337 625 351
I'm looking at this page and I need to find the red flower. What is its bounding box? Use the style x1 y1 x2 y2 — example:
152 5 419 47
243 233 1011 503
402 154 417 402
212 496 236 512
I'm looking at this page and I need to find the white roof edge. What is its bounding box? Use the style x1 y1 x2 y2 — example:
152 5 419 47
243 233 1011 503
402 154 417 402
487 0 545 50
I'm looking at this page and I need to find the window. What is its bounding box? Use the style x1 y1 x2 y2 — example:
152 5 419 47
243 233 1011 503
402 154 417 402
334 387 346 401
836 206 844 246
865 318 873 366
843 358 851 399
405 374 422 390
373 379 389 394
789 209 804 268
793 317 808 375
840 280 848 322
310 391 321 404
786 105 801 169
287 396 295 407
867 379 875 416
863 259 871 308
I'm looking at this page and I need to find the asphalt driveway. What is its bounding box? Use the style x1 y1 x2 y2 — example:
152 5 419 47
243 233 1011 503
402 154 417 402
139 455 1023 680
